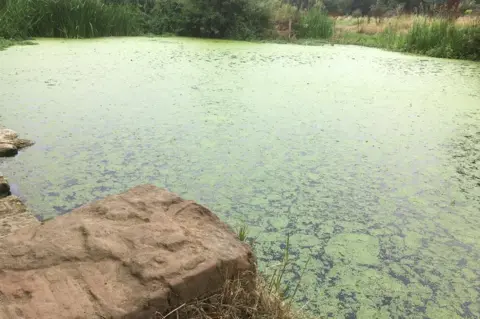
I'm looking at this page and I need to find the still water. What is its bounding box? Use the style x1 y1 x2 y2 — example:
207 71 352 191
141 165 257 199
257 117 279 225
1 38 479 318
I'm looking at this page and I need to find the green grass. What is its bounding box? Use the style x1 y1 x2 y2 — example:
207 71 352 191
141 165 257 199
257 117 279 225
0 0 142 39
0 37 14 50
402 18 480 60
236 226 311 305
334 32 384 47
236 224 249 242
296 9 334 39
333 18 480 61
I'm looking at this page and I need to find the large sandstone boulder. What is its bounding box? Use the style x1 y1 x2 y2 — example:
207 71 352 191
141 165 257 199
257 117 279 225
0 129 34 157
0 185 254 319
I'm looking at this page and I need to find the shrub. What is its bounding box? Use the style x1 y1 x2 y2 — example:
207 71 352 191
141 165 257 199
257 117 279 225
273 3 300 25
147 0 272 39
296 8 334 38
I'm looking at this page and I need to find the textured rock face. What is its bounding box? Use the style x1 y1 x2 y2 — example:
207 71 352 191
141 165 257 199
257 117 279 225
0 195 39 238
0 129 34 157
0 185 254 319
0 129 18 140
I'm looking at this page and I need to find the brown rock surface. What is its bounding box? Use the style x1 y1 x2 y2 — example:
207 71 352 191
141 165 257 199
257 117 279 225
0 195 39 238
0 185 254 319
12 138 35 149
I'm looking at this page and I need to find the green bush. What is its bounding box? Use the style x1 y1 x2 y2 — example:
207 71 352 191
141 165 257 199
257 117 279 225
296 8 334 39
0 0 142 38
147 0 272 39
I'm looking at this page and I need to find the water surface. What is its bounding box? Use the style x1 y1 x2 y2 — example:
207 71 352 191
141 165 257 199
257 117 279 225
1 38 479 318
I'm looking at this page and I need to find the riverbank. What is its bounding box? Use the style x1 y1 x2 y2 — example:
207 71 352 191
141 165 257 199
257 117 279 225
0 128 34 156
332 15 480 60
0 38 13 50
1 0 479 61
0 38 35 51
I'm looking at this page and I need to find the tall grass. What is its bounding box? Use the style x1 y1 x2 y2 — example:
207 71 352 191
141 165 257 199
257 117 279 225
336 16 480 61
236 227 312 307
0 0 142 38
402 17 480 60
296 9 334 39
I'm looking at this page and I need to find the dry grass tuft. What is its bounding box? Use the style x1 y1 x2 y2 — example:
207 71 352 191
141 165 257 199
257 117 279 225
155 230 315 319
155 272 315 319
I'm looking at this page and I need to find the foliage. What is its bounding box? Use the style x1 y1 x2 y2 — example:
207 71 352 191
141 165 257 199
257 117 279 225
0 37 13 50
0 0 271 39
0 0 142 38
296 8 334 38
336 16 480 60
1 0 479 61
237 224 249 242
103 0 156 13
0 37 36 50
324 0 354 14
402 17 480 59
273 2 300 24
147 0 272 39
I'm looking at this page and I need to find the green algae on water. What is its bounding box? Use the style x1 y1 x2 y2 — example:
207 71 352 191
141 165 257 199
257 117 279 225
0 37 479 318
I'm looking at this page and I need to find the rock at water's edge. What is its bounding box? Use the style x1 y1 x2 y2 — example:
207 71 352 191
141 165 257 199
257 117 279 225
0 129 18 140
0 184 255 319
0 128 34 157
0 143 17 157
0 195 39 237
0 176 10 198
13 138 35 149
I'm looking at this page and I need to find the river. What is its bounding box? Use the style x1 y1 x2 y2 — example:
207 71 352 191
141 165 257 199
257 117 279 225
0 37 479 318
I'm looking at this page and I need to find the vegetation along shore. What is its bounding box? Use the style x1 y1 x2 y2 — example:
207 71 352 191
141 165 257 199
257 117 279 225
0 0 479 60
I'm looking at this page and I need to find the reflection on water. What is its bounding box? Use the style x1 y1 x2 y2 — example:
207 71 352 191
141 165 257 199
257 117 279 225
1 38 479 318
